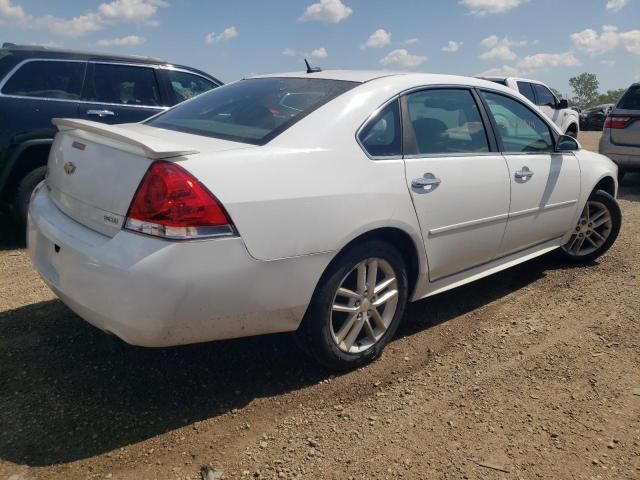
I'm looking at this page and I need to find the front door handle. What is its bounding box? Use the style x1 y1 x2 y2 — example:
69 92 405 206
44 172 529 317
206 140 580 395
515 166 534 180
86 109 115 118
412 173 441 192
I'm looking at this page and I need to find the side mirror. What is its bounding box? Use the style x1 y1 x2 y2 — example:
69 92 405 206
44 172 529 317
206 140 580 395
557 99 569 109
556 134 580 152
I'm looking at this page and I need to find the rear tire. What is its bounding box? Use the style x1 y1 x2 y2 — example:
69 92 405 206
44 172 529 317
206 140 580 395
297 240 408 371
13 166 47 223
565 126 578 138
557 190 621 263
617 167 625 184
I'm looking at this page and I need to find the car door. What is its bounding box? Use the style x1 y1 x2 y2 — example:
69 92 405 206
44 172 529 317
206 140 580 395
401 87 510 281
78 62 166 124
532 83 562 128
479 90 580 254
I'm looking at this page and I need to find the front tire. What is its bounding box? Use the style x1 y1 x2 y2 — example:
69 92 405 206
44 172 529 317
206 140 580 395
298 241 408 371
558 190 621 263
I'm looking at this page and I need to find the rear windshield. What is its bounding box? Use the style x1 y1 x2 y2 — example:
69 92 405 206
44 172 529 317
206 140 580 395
148 77 359 145
617 86 640 110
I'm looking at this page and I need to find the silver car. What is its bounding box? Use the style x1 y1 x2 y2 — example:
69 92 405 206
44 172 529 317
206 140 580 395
599 83 640 180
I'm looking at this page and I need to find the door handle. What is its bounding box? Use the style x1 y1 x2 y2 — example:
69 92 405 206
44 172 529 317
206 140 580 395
86 109 115 118
412 173 441 191
515 167 534 180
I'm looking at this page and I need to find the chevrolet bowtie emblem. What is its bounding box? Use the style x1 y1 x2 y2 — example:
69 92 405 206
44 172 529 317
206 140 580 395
63 162 77 175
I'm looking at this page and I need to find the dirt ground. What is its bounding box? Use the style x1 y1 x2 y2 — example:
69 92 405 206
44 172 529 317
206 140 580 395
1 132 639 480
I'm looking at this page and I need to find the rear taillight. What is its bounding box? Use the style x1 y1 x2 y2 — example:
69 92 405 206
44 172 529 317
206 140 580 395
603 116 636 129
125 161 234 240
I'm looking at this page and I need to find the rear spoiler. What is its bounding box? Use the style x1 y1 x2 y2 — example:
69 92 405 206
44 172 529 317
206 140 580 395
52 118 199 160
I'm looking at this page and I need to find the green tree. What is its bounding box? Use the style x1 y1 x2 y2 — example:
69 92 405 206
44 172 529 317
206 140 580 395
594 88 626 106
550 87 564 100
569 73 599 109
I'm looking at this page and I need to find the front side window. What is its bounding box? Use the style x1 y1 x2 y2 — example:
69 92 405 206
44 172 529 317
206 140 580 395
358 100 401 157
405 89 489 155
618 85 640 110
167 70 216 103
86 63 160 106
480 90 553 153
532 84 556 107
148 77 358 145
2 60 85 100
517 82 536 103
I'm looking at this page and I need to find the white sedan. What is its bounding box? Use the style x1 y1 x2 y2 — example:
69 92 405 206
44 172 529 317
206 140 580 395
28 70 621 370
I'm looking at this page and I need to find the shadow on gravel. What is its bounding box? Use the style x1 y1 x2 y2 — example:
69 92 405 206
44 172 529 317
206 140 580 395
619 172 640 202
0 251 598 467
0 215 25 251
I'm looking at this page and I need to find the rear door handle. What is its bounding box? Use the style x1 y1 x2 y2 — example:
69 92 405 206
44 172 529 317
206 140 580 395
411 173 441 192
515 167 534 180
86 109 115 118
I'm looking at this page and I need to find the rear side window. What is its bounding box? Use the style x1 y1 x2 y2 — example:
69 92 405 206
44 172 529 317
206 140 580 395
86 63 161 106
404 89 489 155
480 91 553 153
2 60 85 100
148 77 358 145
517 82 536 103
358 100 401 157
167 70 217 103
618 85 640 110
532 84 556 107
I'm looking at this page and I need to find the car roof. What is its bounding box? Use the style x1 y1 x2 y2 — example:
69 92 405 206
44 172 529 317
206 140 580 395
478 75 547 86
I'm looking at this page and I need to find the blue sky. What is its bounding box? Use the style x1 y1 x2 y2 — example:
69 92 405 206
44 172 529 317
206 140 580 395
1 0 639 94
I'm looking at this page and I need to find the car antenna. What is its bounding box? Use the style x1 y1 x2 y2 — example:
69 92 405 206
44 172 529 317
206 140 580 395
304 58 322 74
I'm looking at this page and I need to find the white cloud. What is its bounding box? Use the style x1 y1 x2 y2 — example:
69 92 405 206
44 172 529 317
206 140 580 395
282 48 297 56
380 49 426 68
460 0 527 16
299 0 352 23
309 47 328 60
442 40 463 52
0 0 165 37
404 38 418 45
362 29 391 49
205 26 238 45
479 35 527 61
479 51 581 77
96 35 145 47
606 0 628 11
571 25 640 55
479 65 521 77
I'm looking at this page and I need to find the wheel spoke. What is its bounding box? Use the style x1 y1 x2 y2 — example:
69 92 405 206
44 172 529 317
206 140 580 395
368 307 386 329
585 235 599 248
591 229 606 242
337 287 360 300
357 263 367 294
366 259 378 292
342 317 365 350
332 303 359 314
567 234 579 251
374 276 396 294
363 316 376 341
373 289 398 307
593 215 610 229
573 236 586 253
590 208 607 223
335 313 358 343
583 204 590 223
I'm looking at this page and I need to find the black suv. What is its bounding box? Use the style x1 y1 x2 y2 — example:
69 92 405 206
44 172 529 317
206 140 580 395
0 44 222 221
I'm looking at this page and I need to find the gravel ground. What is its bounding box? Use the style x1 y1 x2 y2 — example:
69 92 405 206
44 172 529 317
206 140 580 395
1 132 639 480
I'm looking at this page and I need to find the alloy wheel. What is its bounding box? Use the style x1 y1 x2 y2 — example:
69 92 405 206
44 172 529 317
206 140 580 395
329 258 399 354
562 200 612 257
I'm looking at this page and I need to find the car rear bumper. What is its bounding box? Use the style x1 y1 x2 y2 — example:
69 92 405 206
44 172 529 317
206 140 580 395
599 133 640 168
28 185 329 347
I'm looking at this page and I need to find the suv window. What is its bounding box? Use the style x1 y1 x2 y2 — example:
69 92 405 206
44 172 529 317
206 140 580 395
358 100 401 157
517 82 536 103
405 89 489 155
532 84 556 107
148 77 358 145
618 85 640 110
480 91 553 153
167 70 216 102
1 60 85 100
86 63 161 106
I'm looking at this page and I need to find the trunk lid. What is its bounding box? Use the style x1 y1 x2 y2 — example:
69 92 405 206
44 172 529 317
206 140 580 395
46 119 251 236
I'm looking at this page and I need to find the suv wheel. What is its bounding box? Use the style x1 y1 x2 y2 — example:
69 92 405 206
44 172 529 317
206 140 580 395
13 166 47 223
298 241 408 370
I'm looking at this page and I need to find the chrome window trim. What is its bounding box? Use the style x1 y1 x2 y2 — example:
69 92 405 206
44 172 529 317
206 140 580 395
355 95 403 161
159 65 221 87
404 151 497 160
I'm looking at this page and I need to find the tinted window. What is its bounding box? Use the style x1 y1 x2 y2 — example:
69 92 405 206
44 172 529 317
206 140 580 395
148 78 358 145
517 82 536 103
87 63 160 106
481 91 553 153
618 85 640 110
358 100 401 157
532 84 556 107
167 70 216 103
405 89 489 155
2 60 85 100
